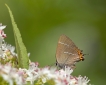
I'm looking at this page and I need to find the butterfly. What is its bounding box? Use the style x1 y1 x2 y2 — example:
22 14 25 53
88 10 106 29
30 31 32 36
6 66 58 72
56 35 84 69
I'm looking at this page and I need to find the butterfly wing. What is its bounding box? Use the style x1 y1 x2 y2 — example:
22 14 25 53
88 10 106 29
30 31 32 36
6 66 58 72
56 35 84 69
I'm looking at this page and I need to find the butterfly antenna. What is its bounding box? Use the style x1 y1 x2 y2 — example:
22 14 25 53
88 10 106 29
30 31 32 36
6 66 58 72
83 53 89 56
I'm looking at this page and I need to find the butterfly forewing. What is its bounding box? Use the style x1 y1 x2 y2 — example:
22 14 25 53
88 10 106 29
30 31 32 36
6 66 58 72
56 35 84 69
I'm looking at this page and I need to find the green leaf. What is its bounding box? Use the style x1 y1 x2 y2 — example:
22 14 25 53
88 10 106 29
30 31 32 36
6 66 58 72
44 79 55 85
5 4 29 69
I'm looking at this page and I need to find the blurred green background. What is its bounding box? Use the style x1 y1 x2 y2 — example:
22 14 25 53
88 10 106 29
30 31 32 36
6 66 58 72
0 0 106 85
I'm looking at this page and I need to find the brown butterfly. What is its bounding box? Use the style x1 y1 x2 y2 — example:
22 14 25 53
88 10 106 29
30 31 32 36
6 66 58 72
56 35 84 69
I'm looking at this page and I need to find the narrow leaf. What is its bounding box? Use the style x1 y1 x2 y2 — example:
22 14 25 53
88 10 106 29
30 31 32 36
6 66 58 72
5 4 29 69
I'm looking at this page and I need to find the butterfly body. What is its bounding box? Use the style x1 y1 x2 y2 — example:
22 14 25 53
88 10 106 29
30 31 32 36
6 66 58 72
56 35 84 69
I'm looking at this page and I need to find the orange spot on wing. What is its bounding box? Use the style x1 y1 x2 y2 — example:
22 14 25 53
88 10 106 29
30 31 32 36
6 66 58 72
77 50 84 61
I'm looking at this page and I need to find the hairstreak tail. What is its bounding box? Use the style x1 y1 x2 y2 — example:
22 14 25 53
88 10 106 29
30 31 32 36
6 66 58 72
56 35 84 69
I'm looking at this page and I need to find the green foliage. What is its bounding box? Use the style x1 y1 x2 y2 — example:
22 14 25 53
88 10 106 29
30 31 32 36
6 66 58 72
5 4 29 69
0 76 9 85
34 78 55 85
44 79 55 85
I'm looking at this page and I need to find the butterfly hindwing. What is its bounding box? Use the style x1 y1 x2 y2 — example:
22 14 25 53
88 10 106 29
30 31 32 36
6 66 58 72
56 35 84 69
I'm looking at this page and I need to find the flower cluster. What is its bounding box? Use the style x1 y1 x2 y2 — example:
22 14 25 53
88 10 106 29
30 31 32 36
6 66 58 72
0 24 18 68
0 24 91 85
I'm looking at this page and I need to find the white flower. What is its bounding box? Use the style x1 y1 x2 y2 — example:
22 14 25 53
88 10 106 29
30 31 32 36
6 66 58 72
18 62 40 85
0 64 25 85
77 76 90 85
0 61 91 85
0 23 6 38
0 23 6 30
